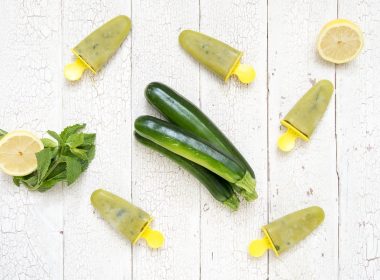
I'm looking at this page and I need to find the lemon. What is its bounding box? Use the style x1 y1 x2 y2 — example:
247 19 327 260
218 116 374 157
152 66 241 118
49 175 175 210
317 19 363 64
0 130 44 176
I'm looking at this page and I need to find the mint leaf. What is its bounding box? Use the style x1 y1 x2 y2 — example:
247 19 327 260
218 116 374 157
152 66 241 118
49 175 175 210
66 133 84 148
13 177 21 186
12 123 95 191
70 148 88 160
0 129 7 140
82 133 96 146
65 157 82 185
60 124 86 141
47 130 63 145
87 145 96 162
38 171 66 192
36 149 52 183
41 138 57 148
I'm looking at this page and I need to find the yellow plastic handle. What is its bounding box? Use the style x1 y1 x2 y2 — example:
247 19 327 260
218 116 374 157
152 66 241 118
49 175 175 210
248 236 272 257
140 227 165 249
232 63 256 84
277 128 299 152
64 58 88 81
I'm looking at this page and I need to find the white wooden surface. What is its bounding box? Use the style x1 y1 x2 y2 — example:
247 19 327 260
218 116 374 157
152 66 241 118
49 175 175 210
0 0 379 279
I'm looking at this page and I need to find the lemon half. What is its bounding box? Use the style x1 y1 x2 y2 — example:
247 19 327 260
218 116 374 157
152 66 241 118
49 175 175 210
317 19 363 64
0 130 44 176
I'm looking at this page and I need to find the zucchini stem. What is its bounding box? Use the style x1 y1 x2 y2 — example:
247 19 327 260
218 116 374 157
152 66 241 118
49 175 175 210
235 171 256 197
223 193 240 211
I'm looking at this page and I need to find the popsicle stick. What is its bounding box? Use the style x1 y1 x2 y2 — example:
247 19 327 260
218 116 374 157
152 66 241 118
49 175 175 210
64 58 88 81
232 63 256 84
277 128 299 152
248 236 272 257
140 226 165 249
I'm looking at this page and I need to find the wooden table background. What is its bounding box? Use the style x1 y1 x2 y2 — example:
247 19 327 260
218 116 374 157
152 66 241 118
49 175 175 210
0 0 379 279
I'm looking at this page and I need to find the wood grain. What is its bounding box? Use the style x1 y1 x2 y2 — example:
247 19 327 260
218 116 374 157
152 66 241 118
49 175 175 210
268 1 338 279
0 0 379 279
130 1 200 279
61 1 132 279
337 1 380 279
0 0 63 279
199 0 268 279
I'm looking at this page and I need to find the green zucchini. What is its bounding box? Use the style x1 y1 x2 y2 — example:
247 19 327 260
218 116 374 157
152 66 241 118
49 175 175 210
134 116 255 194
145 82 257 200
134 132 239 210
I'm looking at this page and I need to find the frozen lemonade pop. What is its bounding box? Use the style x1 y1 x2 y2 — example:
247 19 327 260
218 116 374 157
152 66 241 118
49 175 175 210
91 189 164 249
278 80 334 152
64 15 131 81
179 30 255 83
248 206 325 257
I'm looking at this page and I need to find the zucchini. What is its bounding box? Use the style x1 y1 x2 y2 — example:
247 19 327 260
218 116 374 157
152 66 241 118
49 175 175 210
145 82 257 200
134 115 255 194
134 132 239 210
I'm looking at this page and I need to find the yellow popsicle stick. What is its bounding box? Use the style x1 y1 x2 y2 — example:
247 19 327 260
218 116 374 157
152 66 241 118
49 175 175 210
232 63 256 84
140 226 165 249
277 120 309 152
64 58 88 81
249 227 279 257
248 236 272 257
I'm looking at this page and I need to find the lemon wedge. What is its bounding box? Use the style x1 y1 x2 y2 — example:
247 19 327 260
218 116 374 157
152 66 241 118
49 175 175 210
317 19 363 64
0 130 44 176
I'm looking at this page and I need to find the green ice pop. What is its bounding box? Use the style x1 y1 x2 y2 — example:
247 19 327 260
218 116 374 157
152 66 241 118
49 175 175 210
91 189 164 248
248 206 325 257
65 15 131 81
278 80 334 152
179 30 255 83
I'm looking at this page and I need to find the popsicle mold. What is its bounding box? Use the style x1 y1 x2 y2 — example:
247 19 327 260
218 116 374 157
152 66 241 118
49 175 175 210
91 189 164 249
64 15 131 81
278 80 334 152
248 206 325 257
179 30 255 84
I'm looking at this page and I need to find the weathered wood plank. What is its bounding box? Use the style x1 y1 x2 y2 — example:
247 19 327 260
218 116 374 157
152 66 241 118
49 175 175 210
199 0 268 279
130 1 200 279
61 1 132 279
0 1 63 279
268 1 338 279
337 1 380 279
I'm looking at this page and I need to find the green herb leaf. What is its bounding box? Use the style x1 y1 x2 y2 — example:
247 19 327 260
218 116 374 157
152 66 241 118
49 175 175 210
13 177 21 186
45 162 66 180
86 145 96 162
47 130 63 145
36 149 52 183
0 129 7 140
12 123 95 191
65 156 82 185
38 171 66 192
83 133 96 146
66 133 84 148
41 138 57 148
70 148 88 160
60 124 86 141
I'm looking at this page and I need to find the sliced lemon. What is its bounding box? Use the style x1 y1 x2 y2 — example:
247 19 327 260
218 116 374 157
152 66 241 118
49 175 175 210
317 19 363 64
0 130 44 176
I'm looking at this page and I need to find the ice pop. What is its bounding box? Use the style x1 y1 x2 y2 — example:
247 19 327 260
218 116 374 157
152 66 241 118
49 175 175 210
64 15 131 81
278 80 334 152
248 206 325 257
91 189 164 249
179 30 255 83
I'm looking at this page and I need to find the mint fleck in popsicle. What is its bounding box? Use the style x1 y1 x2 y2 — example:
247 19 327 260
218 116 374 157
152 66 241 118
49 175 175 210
248 206 325 257
65 15 131 81
91 189 164 249
179 30 255 84
278 80 334 152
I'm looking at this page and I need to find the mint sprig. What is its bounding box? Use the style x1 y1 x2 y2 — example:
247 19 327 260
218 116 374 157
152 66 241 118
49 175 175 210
12 124 96 192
